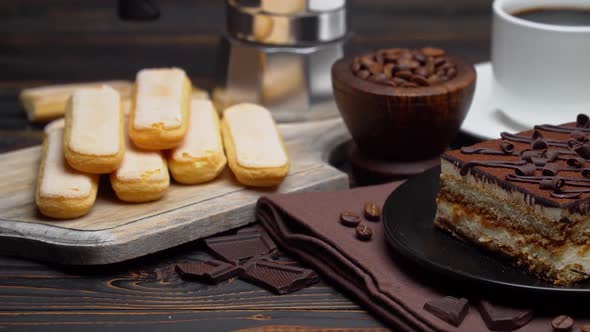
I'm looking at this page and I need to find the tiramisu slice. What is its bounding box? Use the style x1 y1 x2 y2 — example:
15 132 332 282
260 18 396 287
435 114 590 285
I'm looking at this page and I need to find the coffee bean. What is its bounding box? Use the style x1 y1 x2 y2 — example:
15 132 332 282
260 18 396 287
364 202 381 221
352 62 361 72
357 70 370 79
352 47 456 87
359 56 375 68
395 70 413 79
368 63 384 75
356 224 373 241
413 53 426 63
421 47 445 57
392 77 407 85
340 211 361 227
383 63 396 79
552 315 574 332
410 75 430 86
371 73 387 82
414 67 428 77
582 324 590 332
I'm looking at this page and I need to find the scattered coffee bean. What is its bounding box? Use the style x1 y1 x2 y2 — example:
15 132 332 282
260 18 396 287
340 211 361 227
421 47 446 57
552 315 574 332
364 202 381 221
356 224 373 241
351 47 457 88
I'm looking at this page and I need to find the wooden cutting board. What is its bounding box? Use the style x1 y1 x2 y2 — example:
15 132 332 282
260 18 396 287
0 119 350 265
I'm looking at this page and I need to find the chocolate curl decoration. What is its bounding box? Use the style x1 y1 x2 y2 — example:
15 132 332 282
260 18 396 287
582 169 590 178
551 192 582 199
574 143 590 159
531 138 548 150
520 149 537 162
459 160 526 176
543 150 560 162
514 163 536 176
542 163 560 176
499 141 514 154
571 130 588 142
569 139 580 149
531 157 547 166
567 158 584 168
539 177 565 190
531 130 543 139
577 113 590 128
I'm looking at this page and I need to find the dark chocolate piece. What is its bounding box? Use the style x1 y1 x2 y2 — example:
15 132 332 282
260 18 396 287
175 260 238 284
205 232 277 263
236 224 265 235
363 202 381 221
356 224 373 241
239 260 319 295
340 211 361 227
423 296 469 327
552 315 574 332
476 300 534 331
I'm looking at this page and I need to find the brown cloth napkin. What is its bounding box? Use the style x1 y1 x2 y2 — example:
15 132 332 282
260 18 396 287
256 182 588 332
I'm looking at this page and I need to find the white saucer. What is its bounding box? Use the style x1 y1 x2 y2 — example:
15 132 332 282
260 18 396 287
460 62 532 140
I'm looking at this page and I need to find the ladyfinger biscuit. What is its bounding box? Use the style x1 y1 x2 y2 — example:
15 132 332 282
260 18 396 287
64 86 124 174
169 99 226 184
36 128 99 219
221 103 289 187
110 129 170 202
20 80 132 123
129 68 191 150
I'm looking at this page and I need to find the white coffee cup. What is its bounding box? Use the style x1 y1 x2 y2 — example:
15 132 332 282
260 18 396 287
492 0 590 126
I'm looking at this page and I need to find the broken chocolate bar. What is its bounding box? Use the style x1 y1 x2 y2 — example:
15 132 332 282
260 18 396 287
239 259 319 295
175 260 238 284
205 232 277 263
423 296 469 327
477 300 534 331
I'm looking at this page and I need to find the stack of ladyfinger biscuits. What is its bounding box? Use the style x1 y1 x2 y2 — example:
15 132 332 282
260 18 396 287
34 68 290 219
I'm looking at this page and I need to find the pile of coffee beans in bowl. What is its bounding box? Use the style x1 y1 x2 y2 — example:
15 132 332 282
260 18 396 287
351 47 458 88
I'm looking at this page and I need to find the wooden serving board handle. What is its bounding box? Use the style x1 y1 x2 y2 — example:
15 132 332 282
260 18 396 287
0 118 351 265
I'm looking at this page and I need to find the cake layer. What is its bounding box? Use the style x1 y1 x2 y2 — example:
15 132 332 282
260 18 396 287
435 198 590 285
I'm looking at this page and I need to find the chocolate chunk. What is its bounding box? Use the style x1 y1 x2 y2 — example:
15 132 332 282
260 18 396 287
363 202 381 221
476 300 534 331
239 260 319 295
423 296 469 327
205 232 277 263
552 315 574 332
340 211 361 227
175 260 238 284
356 224 373 241
577 113 590 128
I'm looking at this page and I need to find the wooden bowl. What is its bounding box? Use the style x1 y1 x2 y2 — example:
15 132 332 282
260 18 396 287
331 54 476 161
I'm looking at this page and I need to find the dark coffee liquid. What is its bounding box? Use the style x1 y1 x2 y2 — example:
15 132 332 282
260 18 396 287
513 7 590 26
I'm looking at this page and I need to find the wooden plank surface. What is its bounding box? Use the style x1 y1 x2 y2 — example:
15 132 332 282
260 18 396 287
0 0 491 330
0 119 350 265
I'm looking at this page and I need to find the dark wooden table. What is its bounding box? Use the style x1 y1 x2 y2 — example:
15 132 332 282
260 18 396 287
0 0 490 330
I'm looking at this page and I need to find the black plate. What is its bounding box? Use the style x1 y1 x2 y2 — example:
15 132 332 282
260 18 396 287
383 166 590 296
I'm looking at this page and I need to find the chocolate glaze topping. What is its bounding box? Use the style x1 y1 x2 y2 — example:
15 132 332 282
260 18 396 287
446 114 590 211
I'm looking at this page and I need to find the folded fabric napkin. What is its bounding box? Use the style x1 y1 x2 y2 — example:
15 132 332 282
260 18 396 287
256 182 588 332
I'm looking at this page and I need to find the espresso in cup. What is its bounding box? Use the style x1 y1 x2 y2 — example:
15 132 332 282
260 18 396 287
513 7 590 26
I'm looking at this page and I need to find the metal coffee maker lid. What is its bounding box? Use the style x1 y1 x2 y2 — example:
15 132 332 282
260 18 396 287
216 0 348 122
